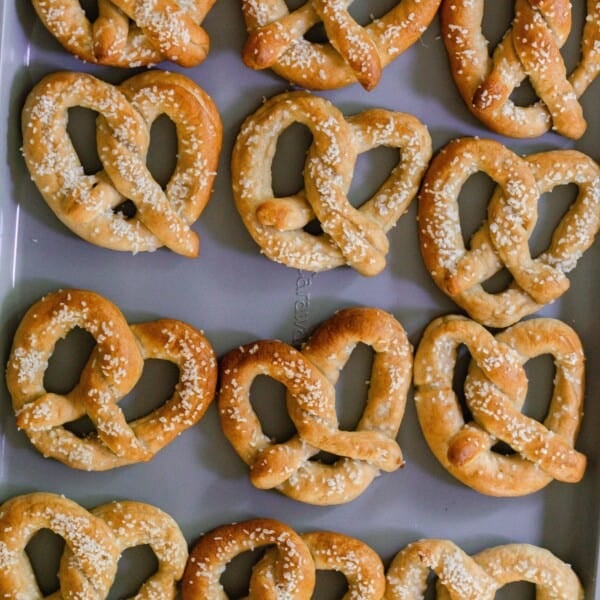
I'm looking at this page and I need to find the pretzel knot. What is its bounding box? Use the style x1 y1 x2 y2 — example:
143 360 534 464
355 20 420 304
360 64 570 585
385 538 583 599
232 91 432 276
22 70 222 257
32 0 216 67
218 307 412 505
6 289 218 471
0 492 188 599
240 0 441 90
413 315 586 496
441 0 600 139
418 137 600 328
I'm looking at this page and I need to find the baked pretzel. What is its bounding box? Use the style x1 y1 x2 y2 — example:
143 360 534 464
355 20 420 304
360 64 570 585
22 70 222 257
418 137 600 328
232 91 431 276
413 315 586 496
181 518 316 599
0 492 187 599
240 0 441 90
441 0 600 139
253 530 385 599
32 0 215 67
218 307 412 504
5 289 217 470
385 538 583 599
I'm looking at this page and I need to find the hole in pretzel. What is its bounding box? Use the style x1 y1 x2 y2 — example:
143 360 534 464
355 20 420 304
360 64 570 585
25 528 65 595
348 145 400 210
146 114 177 189
452 344 474 425
67 107 102 175
522 353 556 423
335 343 372 431
347 0 399 26
271 122 312 199
481 0 514 48
304 23 328 44
250 375 297 443
219 546 266 598
562 1 588 73
313 569 349 598
44 327 95 394
79 0 99 22
481 267 512 294
494 580 537 598
309 449 340 465
456 171 495 248
113 199 137 219
108 544 159 600
508 78 538 107
528 183 578 259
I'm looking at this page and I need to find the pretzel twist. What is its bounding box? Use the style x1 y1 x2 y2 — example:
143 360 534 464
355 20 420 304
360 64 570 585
413 315 586 496
441 0 600 139
240 0 441 90
0 493 187 599
232 91 431 276
6 289 218 470
22 70 222 257
218 307 412 505
418 137 600 328
32 0 215 67
181 518 316 599
385 538 584 599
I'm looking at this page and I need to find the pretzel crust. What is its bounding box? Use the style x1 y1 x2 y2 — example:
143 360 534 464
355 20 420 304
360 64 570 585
181 518 316 599
232 91 431 276
413 315 586 496
6 289 218 470
22 70 222 257
240 0 441 90
418 137 600 328
440 0 600 139
32 0 216 67
218 307 412 505
385 538 584 599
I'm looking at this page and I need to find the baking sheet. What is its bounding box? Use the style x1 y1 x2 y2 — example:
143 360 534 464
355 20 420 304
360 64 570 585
0 0 598 597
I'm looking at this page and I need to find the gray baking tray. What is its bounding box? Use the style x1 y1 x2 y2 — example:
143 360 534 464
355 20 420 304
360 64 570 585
0 0 598 597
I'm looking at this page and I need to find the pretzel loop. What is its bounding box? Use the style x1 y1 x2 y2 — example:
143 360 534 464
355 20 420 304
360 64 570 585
241 0 441 90
441 0 600 138
385 539 584 599
414 315 586 496
32 0 215 67
418 137 600 327
6 289 218 471
22 71 222 257
218 307 412 504
232 91 431 276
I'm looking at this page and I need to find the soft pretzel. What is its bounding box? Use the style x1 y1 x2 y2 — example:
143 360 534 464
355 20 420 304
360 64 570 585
413 314 586 496
181 518 316 599
418 137 600 327
218 307 412 504
253 530 386 599
385 538 583 599
441 0 600 139
22 70 222 257
0 492 188 599
240 0 441 90
32 0 216 67
232 91 431 276
6 289 218 470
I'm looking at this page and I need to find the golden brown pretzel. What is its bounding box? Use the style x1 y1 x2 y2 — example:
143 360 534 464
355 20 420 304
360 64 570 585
240 0 441 90
253 530 386 599
6 289 218 470
22 70 222 257
232 91 431 276
413 315 586 496
0 493 188 599
218 307 412 504
441 0 600 139
418 137 600 328
32 0 216 67
385 538 583 599
181 518 316 599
